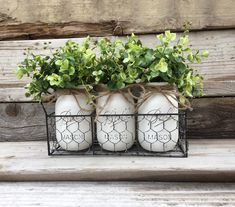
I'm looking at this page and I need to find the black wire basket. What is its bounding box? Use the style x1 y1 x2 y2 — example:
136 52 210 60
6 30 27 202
41 103 188 157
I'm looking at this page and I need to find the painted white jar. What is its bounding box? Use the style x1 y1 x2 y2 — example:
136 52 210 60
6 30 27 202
138 83 178 152
55 93 94 151
96 89 135 152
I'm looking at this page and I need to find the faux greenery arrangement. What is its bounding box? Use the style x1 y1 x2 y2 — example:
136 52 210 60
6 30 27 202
93 31 208 102
16 38 96 100
16 31 208 103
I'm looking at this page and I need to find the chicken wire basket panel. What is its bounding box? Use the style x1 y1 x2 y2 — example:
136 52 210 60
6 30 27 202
93 113 141 156
95 114 135 153
41 102 95 155
93 112 187 157
41 103 187 157
137 112 187 157
46 114 95 155
178 112 188 156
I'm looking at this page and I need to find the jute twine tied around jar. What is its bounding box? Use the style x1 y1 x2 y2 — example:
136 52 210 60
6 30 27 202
42 84 192 117
93 83 192 115
42 88 94 113
134 84 192 111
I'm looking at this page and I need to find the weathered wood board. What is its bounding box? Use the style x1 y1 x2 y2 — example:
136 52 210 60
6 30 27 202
0 103 47 141
0 97 234 141
188 97 235 139
0 182 235 207
0 139 235 182
0 30 235 98
1 80 235 103
0 0 235 40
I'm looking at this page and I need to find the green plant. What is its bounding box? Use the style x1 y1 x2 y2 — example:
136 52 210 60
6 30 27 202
16 31 208 103
93 38 125 90
16 38 96 100
92 31 208 101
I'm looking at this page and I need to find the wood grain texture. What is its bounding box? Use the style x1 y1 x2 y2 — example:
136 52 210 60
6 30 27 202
0 97 234 141
1 80 235 103
203 80 235 97
0 139 235 181
188 97 235 139
0 22 119 41
0 30 235 97
0 103 47 141
0 0 235 40
0 88 31 102
0 182 235 207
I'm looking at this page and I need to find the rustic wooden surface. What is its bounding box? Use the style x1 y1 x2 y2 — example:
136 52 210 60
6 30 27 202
0 0 235 40
188 97 235 139
0 182 234 207
0 103 46 141
1 30 235 92
1 97 234 141
0 139 235 182
203 80 235 97
1 80 235 103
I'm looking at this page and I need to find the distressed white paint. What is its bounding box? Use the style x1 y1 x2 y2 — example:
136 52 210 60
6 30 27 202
96 92 135 151
138 83 179 152
55 94 94 151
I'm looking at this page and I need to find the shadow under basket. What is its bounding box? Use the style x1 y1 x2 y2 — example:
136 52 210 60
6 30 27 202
41 103 188 157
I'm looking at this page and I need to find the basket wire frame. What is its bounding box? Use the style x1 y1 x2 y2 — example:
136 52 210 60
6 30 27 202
41 103 188 157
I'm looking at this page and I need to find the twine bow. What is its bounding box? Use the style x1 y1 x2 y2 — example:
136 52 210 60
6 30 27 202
42 83 192 117
93 84 137 115
136 84 192 111
42 88 94 113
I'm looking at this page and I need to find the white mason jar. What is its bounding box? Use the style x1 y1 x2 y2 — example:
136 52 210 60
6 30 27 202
138 83 179 152
96 86 135 151
55 91 94 151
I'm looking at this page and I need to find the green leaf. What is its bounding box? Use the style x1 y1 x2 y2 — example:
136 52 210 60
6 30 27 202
69 66 75 75
144 49 155 64
95 77 100 82
183 48 191 53
157 34 164 43
92 70 103 76
123 57 129 63
107 81 125 90
165 31 176 41
154 58 168 72
60 59 69 71
116 81 125 89
179 35 189 45
15 68 24 79
195 55 202 63
119 72 126 81
202 50 209 58
187 54 194 62
55 60 62 66
63 74 70 81
186 71 192 80
179 95 186 105
46 74 62 86
150 70 159 78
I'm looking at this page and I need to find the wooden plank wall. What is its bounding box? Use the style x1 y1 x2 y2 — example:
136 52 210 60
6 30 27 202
0 0 235 40
0 0 235 141
1 98 235 141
